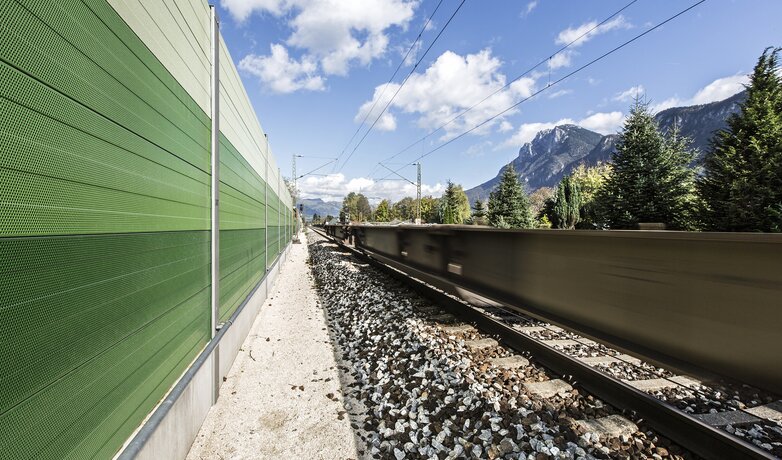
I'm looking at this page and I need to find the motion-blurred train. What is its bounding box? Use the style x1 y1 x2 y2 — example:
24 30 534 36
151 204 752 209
322 223 782 395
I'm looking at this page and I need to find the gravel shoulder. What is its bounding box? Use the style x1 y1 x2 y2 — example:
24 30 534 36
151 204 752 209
186 232 361 460
308 231 693 460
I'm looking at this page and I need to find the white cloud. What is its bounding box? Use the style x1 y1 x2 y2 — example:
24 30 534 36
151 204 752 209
613 84 645 102
650 96 682 113
504 120 571 146
399 39 423 67
221 0 288 21
690 74 748 105
354 84 398 131
502 111 624 147
465 140 495 157
225 0 418 90
555 15 632 47
522 1 538 17
498 120 513 132
500 71 749 149
547 88 573 99
239 44 325 93
546 16 631 71
355 49 537 138
547 50 574 70
299 173 443 202
578 111 624 134
650 73 749 112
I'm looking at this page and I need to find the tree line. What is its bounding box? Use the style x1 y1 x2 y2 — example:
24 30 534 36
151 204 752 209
339 183 471 224
337 48 782 232
542 47 782 232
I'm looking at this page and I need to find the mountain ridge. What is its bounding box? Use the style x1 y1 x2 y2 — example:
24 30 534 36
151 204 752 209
465 91 746 203
297 197 341 220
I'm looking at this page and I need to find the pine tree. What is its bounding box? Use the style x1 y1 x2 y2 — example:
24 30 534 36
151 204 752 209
440 181 470 224
472 199 486 218
552 175 581 229
470 199 487 225
595 98 696 229
487 163 534 228
698 47 782 232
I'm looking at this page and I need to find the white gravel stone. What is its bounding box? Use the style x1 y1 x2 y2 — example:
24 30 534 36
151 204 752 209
576 415 639 440
441 324 476 334
524 379 573 398
489 355 530 369
465 338 498 351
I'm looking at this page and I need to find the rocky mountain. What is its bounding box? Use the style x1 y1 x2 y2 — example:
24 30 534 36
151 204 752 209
466 125 604 201
297 198 341 220
465 91 746 202
655 91 746 154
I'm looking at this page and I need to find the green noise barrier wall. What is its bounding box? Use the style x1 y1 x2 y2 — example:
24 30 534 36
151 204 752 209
0 1 293 458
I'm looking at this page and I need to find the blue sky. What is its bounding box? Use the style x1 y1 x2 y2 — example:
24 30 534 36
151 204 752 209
216 0 781 203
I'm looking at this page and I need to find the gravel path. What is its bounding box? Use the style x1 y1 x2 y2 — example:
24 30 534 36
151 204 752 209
187 232 361 460
309 231 693 460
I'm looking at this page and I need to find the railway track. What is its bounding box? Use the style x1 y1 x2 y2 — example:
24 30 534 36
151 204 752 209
311 226 780 459
473 305 782 456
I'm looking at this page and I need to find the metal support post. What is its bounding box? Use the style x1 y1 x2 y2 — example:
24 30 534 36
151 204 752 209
416 162 422 224
292 154 298 200
264 135 269 272
209 5 220 337
278 168 282 250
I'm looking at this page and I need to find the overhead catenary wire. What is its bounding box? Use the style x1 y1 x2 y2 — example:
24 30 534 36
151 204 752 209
336 0 468 172
331 0 446 173
379 0 707 182
372 0 641 173
378 163 417 186
298 159 337 179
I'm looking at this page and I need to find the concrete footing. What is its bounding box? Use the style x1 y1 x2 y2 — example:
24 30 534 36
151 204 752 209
115 243 292 460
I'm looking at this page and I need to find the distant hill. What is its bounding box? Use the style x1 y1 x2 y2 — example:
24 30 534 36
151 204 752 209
465 91 746 203
297 198 341 220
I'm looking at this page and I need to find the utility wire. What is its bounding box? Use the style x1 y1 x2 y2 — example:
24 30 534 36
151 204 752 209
337 0 468 172
331 0 445 172
379 163 416 186
373 0 640 172
379 0 706 182
298 160 337 179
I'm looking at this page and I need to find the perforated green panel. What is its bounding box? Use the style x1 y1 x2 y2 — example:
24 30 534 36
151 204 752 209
0 0 212 236
0 1 211 458
218 134 266 321
1 0 292 458
0 233 210 459
219 229 265 321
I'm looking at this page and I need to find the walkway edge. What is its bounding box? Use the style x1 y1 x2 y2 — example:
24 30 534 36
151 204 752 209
114 244 293 460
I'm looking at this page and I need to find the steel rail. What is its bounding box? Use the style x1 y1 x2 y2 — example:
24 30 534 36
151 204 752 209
311 226 773 460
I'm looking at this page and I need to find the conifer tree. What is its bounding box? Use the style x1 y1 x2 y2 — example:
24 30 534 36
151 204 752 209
440 181 470 224
595 98 696 229
552 175 581 229
487 163 534 228
698 47 782 232
470 199 487 225
472 199 486 218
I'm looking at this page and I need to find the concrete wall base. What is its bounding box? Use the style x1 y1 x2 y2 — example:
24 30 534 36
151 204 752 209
115 243 293 460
